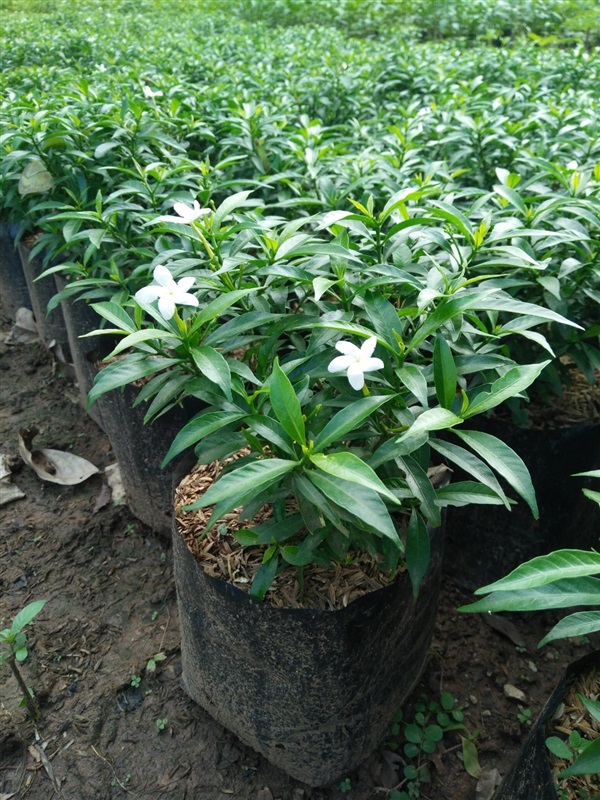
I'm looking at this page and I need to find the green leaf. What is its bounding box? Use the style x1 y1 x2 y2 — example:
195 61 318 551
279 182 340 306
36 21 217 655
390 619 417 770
579 693 600 725
461 737 481 779
474 550 600 594
538 611 600 647
558 737 600 778
397 455 441 527
433 335 457 409
452 429 538 518
108 328 179 356
191 346 232 401
313 395 392 453
436 482 507 506
87 356 178 409
12 600 46 634
429 439 510 509
396 364 428 407
459 577 600 613
465 362 550 417
249 555 280 600
310 452 400 506
90 301 136 333
188 288 255 333
269 358 306 446
162 411 246 466
405 510 430 597
396 407 463 442
406 293 482 353
546 736 573 760
212 190 253 232
15 647 28 661
184 459 297 511
247 416 296 457
307 471 401 546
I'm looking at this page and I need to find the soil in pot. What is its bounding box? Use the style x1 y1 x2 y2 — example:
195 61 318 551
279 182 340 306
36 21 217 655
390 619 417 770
172 456 444 786
443 374 600 590
492 650 600 800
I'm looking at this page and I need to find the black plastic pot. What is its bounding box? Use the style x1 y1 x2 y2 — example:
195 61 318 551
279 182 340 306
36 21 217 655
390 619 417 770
17 240 70 357
54 273 105 429
492 650 600 799
0 222 31 318
96 379 198 539
443 420 600 590
172 457 445 787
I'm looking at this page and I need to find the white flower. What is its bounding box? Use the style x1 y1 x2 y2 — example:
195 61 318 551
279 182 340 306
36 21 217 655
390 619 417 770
143 85 163 99
328 337 384 391
567 160 578 171
158 200 210 225
135 265 199 320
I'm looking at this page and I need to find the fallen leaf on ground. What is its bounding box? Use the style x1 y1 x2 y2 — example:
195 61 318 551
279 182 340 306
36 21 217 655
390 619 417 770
483 613 526 648
0 453 25 506
19 426 99 485
475 767 502 800
5 307 39 344
105 463 125 504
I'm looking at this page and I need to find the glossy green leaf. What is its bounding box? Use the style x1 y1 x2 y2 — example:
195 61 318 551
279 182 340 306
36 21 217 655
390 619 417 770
433 335 457 409
538 611 600 647
452 429 538 518
459 577 600 613
191 345 232 401
185 458 297 511
87 356 178 409
558 737 600 778
269 358 306 445
474 549 600 594
310 451 400 505
12 600 46 634
429 438 510 508
313 395 391 452
162 411 246 466
396 407 463 442
464 362 550 417
396 364 429 407
307 471 401 546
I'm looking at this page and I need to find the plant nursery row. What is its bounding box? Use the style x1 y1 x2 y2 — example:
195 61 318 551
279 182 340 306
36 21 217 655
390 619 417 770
1 1 599 798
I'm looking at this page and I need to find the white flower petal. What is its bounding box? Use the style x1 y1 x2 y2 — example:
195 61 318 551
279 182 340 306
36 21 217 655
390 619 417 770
153 265 174 287
335 340 361 357
361 357 384 373
347 363 365 390
360 336 378 359
173 291 199 308
177 276 196 292
157 296 176 320
135 286 160 304
328 355 353 373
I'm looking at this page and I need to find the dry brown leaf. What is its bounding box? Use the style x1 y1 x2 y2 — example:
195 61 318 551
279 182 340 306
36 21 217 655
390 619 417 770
19 426 99 485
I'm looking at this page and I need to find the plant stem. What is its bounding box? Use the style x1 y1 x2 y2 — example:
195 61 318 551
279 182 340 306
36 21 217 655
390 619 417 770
9 656 39 722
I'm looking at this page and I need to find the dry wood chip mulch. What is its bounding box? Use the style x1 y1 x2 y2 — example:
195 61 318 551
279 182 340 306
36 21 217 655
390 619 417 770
174 455 405 612
548 666 600 798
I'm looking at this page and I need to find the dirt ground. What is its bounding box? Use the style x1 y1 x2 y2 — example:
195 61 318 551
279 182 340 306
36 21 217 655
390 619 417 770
0 302 597 800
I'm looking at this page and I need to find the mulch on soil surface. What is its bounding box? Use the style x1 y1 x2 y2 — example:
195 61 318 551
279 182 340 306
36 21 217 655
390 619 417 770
1 305 598 800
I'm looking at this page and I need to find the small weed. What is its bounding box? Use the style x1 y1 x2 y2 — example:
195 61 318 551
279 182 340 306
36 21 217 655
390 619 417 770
517 707 532 726
130 675 141 688
155 717 168 733
0 600 46 721
387 691 478 799
339 777 352 793
147 652 166 672
150 611 158 621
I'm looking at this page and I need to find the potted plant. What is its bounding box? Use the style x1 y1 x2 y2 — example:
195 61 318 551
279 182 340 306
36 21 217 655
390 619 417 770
86 190 580 785
460 470 600 799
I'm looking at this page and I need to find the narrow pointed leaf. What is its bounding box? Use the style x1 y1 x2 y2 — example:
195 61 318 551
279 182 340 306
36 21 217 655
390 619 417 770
397 408 463 442
429 438 509 508
406 510 430 597
465 362 550 417
313 395 392 452
433 335 457 409
396 364 429 407
558 737 600 779
459 577 600 613
185 459 297 510
162 411 246 466
475 549 600 594
191 346 232 401
539 611 600 647
269 358 306 445
452 429 538 518
310 452 400 505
